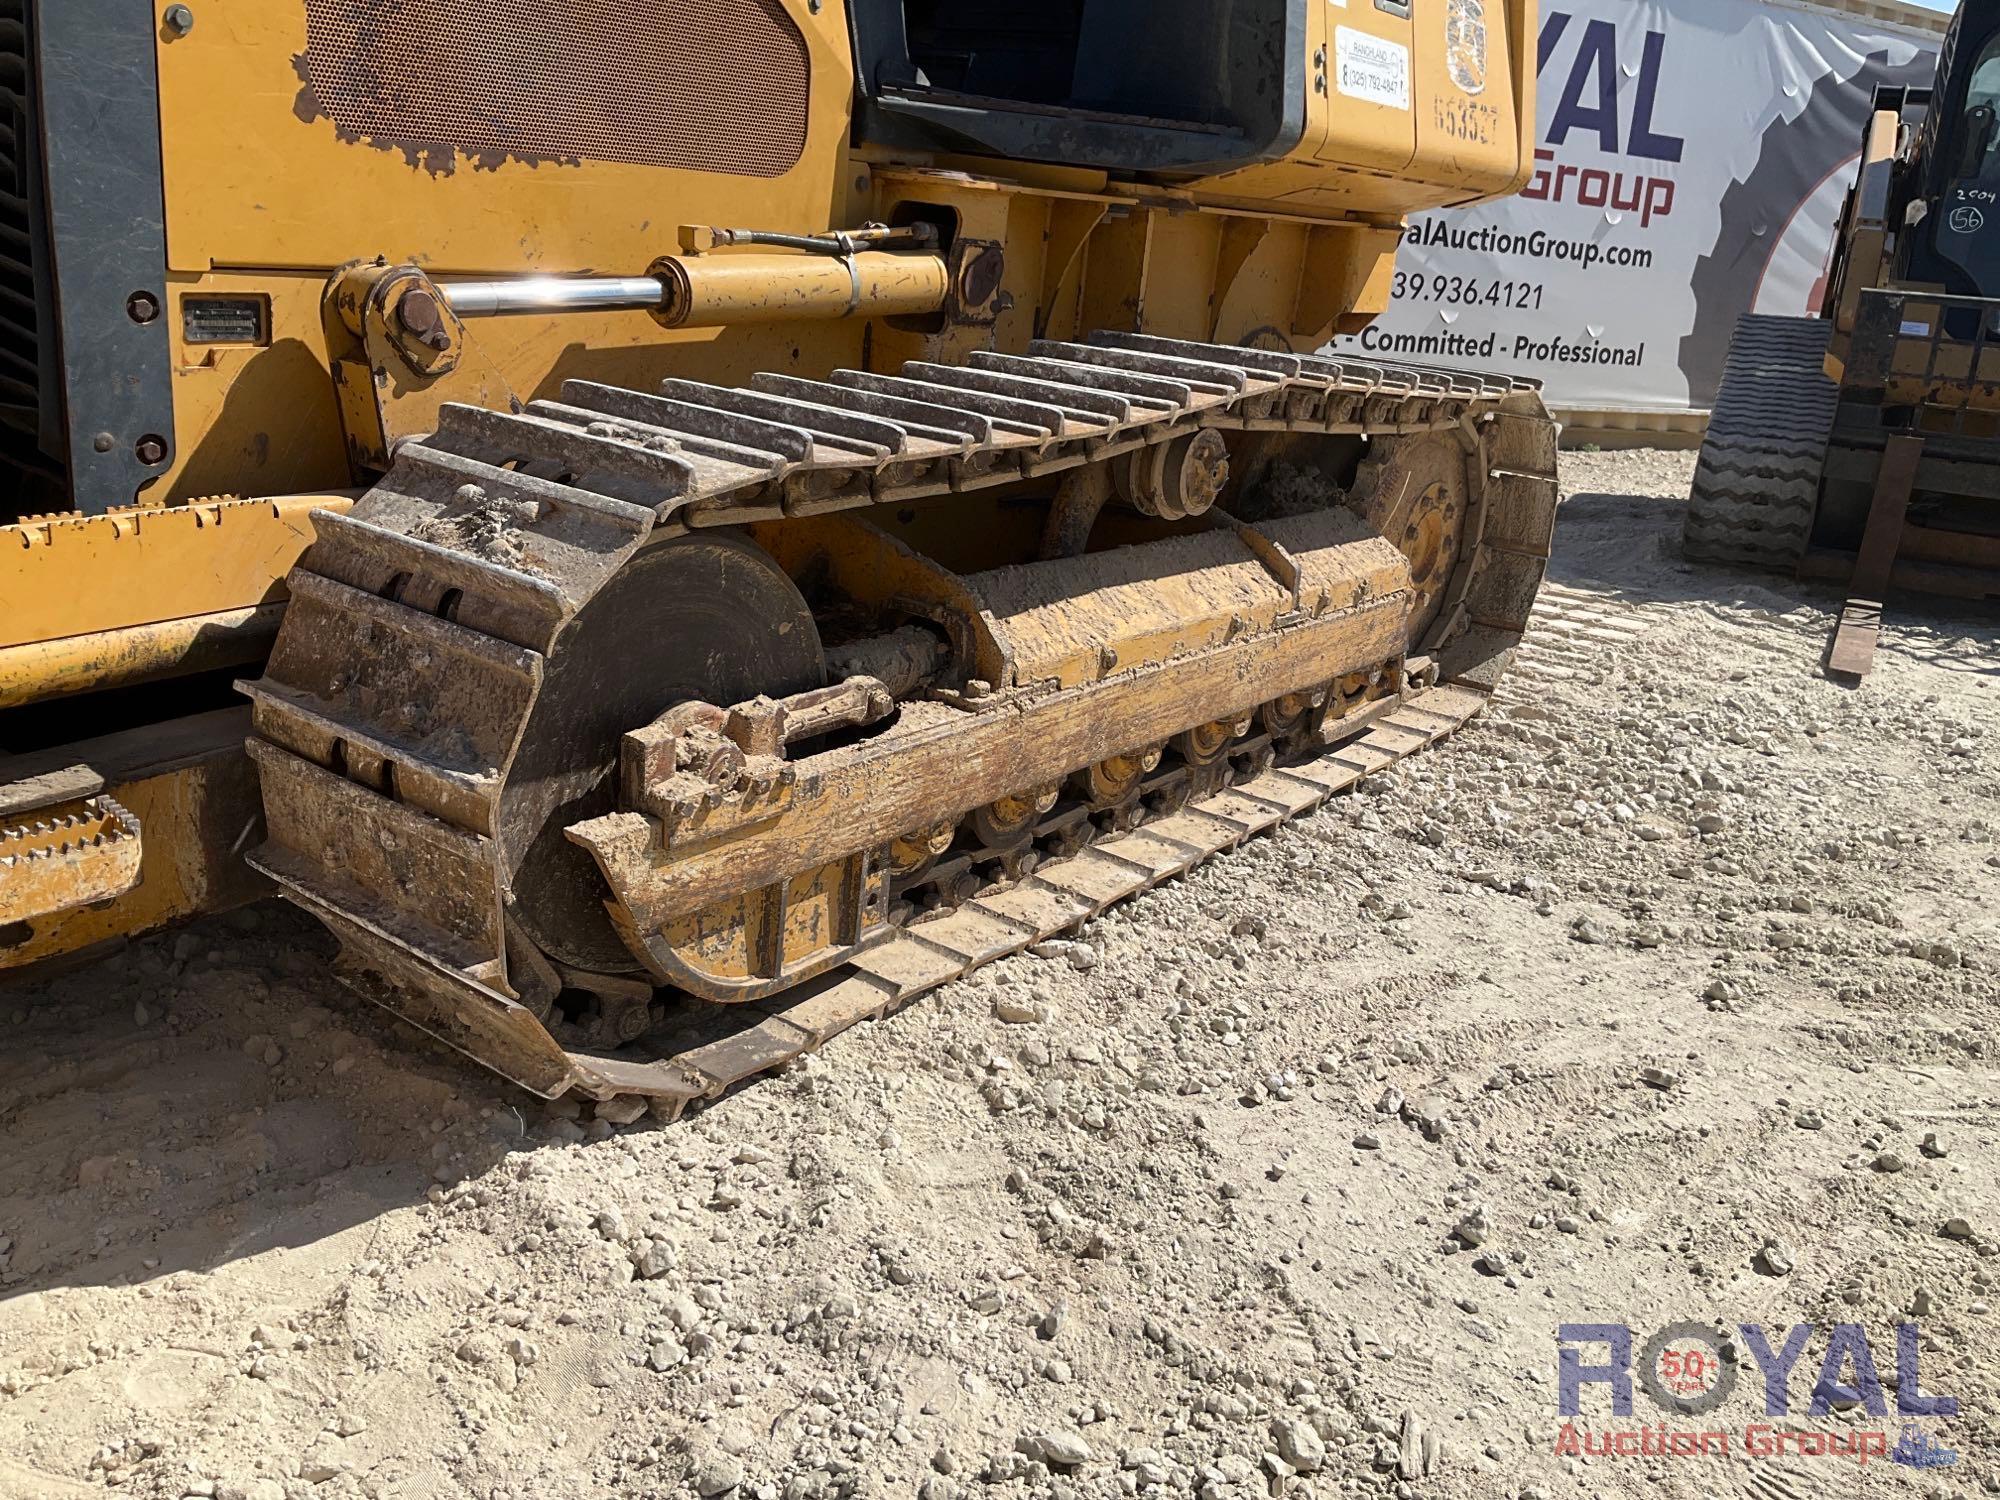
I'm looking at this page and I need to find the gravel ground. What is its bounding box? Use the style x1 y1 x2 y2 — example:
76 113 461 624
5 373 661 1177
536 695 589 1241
0 448 1995 1500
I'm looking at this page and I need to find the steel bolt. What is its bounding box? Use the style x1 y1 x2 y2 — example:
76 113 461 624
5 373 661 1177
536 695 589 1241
134 434 168 465
958 245 1005 308
126 290 160 325
162 4 194 36
92 432 115 453
396 287 453 352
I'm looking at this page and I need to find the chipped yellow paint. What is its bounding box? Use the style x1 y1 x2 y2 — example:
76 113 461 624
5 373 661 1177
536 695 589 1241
153 2 860 277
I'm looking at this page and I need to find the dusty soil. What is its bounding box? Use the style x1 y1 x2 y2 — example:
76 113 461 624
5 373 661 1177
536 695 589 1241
1 449 1995 1500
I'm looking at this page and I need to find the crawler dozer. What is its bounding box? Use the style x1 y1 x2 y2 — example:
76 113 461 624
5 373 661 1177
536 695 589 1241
0 0 1556 1110
1688 0 2000 678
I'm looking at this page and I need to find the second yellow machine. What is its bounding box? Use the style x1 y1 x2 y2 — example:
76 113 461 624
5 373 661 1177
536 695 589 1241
0 0 1556 1108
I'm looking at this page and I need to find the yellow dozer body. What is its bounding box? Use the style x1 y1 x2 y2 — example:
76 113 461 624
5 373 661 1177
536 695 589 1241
0 0 1557 1109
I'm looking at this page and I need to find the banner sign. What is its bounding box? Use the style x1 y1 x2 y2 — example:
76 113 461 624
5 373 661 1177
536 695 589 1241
1330 0 1940 412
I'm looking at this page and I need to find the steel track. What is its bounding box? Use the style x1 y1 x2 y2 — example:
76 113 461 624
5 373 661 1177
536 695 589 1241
1685 314 1837 569
242 333 1557 1109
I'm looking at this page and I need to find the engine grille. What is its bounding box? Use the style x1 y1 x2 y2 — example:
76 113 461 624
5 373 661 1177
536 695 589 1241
0 0 56 478
301 0 811 179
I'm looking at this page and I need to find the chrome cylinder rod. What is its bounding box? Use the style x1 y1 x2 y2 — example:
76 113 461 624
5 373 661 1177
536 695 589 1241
438 276 668 318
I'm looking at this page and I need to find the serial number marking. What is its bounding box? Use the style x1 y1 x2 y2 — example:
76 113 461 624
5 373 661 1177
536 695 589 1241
1433 96 1500 146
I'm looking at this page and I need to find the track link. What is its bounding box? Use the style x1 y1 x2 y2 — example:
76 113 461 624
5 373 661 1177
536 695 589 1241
244 334 1557 1111
1685 314 1837 568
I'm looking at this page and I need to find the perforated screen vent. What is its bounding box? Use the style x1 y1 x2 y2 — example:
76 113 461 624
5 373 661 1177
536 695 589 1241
301 0 810 178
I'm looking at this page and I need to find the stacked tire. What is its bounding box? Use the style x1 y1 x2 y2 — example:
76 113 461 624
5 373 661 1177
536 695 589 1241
1683 314 1839 569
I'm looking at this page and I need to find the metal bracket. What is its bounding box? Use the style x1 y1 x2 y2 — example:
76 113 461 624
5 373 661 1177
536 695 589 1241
1824 432 1924 682
39 0 177 510
323 262 515 475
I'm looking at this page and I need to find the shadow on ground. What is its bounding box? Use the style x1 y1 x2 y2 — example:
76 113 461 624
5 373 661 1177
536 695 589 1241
1552 489 2000 678
0 903 534 1302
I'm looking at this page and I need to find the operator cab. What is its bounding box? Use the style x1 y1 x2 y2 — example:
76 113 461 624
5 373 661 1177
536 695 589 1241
1911 0 2000 298
846 0 1307 175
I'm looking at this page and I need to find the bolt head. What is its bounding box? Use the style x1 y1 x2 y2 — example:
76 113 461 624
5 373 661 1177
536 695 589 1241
162 4 193 36
134 435 168 465
396 287 456 354
126 290 160 325
957 245 1006 309
91 432 115 453
396 286 443 335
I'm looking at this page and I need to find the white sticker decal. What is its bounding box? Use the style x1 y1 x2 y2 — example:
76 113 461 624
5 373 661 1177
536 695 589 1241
1335 26 1411 111
1447 0 1488 93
